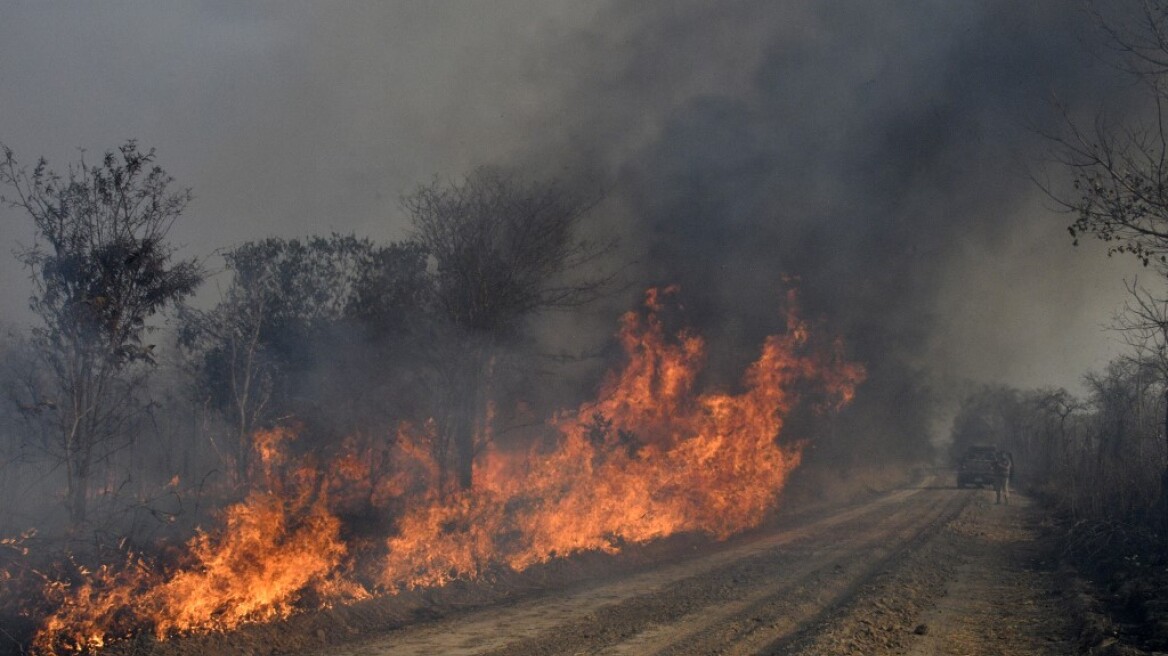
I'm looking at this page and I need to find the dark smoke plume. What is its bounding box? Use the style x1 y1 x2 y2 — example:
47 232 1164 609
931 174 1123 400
0 1 1146 465
508 0 1141 461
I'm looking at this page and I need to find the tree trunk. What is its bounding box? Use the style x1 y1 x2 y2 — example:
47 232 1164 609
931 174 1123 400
454 409 475 490
237 418 251 486
68 458 89 526
454 368 478 491
452 345 490 491
1162 389 1168 530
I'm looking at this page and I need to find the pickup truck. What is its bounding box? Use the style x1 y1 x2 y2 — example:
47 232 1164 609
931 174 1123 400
956 445 999 488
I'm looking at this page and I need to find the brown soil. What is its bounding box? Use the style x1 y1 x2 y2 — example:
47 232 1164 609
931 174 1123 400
900 495 1073 656
783 492 1075 656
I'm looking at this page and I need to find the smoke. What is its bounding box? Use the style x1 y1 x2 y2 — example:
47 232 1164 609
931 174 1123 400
0 3 1161 647
0 1 1149 462
505 0 1148 459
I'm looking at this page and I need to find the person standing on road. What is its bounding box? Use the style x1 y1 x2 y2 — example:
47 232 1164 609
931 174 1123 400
992 450 1012 505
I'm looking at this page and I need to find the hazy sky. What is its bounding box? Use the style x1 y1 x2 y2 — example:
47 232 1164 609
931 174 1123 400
0 0 1148 402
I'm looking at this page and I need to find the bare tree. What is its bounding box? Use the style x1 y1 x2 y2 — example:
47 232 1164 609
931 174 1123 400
177 273 274 486
1111 278 1168 512
1084 359 1144 461
1044 0 1168 526
1044 2 1168 266
403 167 614 490
1029 387 1086 482
0 141 203 526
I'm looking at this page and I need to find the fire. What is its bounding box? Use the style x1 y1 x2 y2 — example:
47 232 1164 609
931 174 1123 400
379 286 864 586
21 286 863 654
30 428 367 655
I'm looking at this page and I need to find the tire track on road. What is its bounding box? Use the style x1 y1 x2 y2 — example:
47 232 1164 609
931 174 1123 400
317 481 965 656
637 490 966 656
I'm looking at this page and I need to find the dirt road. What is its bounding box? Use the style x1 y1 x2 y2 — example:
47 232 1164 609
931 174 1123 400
303 481 1074 656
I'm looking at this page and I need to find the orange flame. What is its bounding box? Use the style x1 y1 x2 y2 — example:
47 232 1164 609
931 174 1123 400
26 286 863 653
31 428 367 654
379 286 865 587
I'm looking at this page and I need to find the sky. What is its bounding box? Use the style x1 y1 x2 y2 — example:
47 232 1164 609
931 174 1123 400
0 0 1150 412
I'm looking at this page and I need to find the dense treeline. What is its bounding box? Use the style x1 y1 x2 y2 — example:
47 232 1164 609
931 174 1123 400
947 354 1168 649
1026 0 1168 554
951 366 1167 533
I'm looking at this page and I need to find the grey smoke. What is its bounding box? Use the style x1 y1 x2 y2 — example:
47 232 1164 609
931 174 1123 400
0 1 1147 456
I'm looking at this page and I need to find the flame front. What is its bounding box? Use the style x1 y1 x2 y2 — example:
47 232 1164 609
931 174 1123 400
30 427 367 654
381 286 865 586
25 286 864 653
